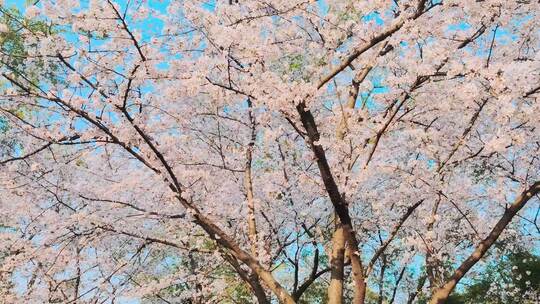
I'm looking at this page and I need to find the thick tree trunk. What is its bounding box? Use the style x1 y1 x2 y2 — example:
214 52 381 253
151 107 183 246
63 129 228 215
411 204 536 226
345 225 367 304
328 223 346 304
296 102 367 304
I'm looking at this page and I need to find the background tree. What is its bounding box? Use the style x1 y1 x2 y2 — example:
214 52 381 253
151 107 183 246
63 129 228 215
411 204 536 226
447 248 540 304
0 1 539 303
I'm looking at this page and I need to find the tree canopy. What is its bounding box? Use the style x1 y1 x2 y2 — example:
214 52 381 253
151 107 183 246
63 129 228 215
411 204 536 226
0 1 539 303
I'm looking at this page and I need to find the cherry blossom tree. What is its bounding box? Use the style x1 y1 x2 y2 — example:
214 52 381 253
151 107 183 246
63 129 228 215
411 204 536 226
1 0 539 303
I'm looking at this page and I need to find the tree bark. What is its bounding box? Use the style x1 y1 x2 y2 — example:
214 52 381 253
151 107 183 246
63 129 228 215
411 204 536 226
425 197 442 288
188 207 296 304
347 225 367 304
328 222 346 304
223 252 269 304
245 99 259 257
296 102 367 304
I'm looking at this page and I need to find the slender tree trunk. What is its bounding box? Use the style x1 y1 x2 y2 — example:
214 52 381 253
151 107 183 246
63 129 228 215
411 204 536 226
242 99 268 303
389 266 407 304
245 99 259 257
376 254 388 304
336 73 361 140
245 161 258 256
425 197 441 288
407 275 427 304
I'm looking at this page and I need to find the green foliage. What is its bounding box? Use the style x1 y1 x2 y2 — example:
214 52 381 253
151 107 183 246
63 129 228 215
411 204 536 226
0 116 17 157
270 53 318 82
222 275 253 304
458 250 540 303
335 7 362 22
412 249 540 304
284 53 310 82
299 280 329 304
441 250 540 304
0 116 7 132
0 5 59 156
364 288 382 304
288 54 304 73
0 5 59 87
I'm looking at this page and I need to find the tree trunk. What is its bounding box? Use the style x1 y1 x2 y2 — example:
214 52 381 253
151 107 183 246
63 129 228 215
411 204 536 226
328 223 346 304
